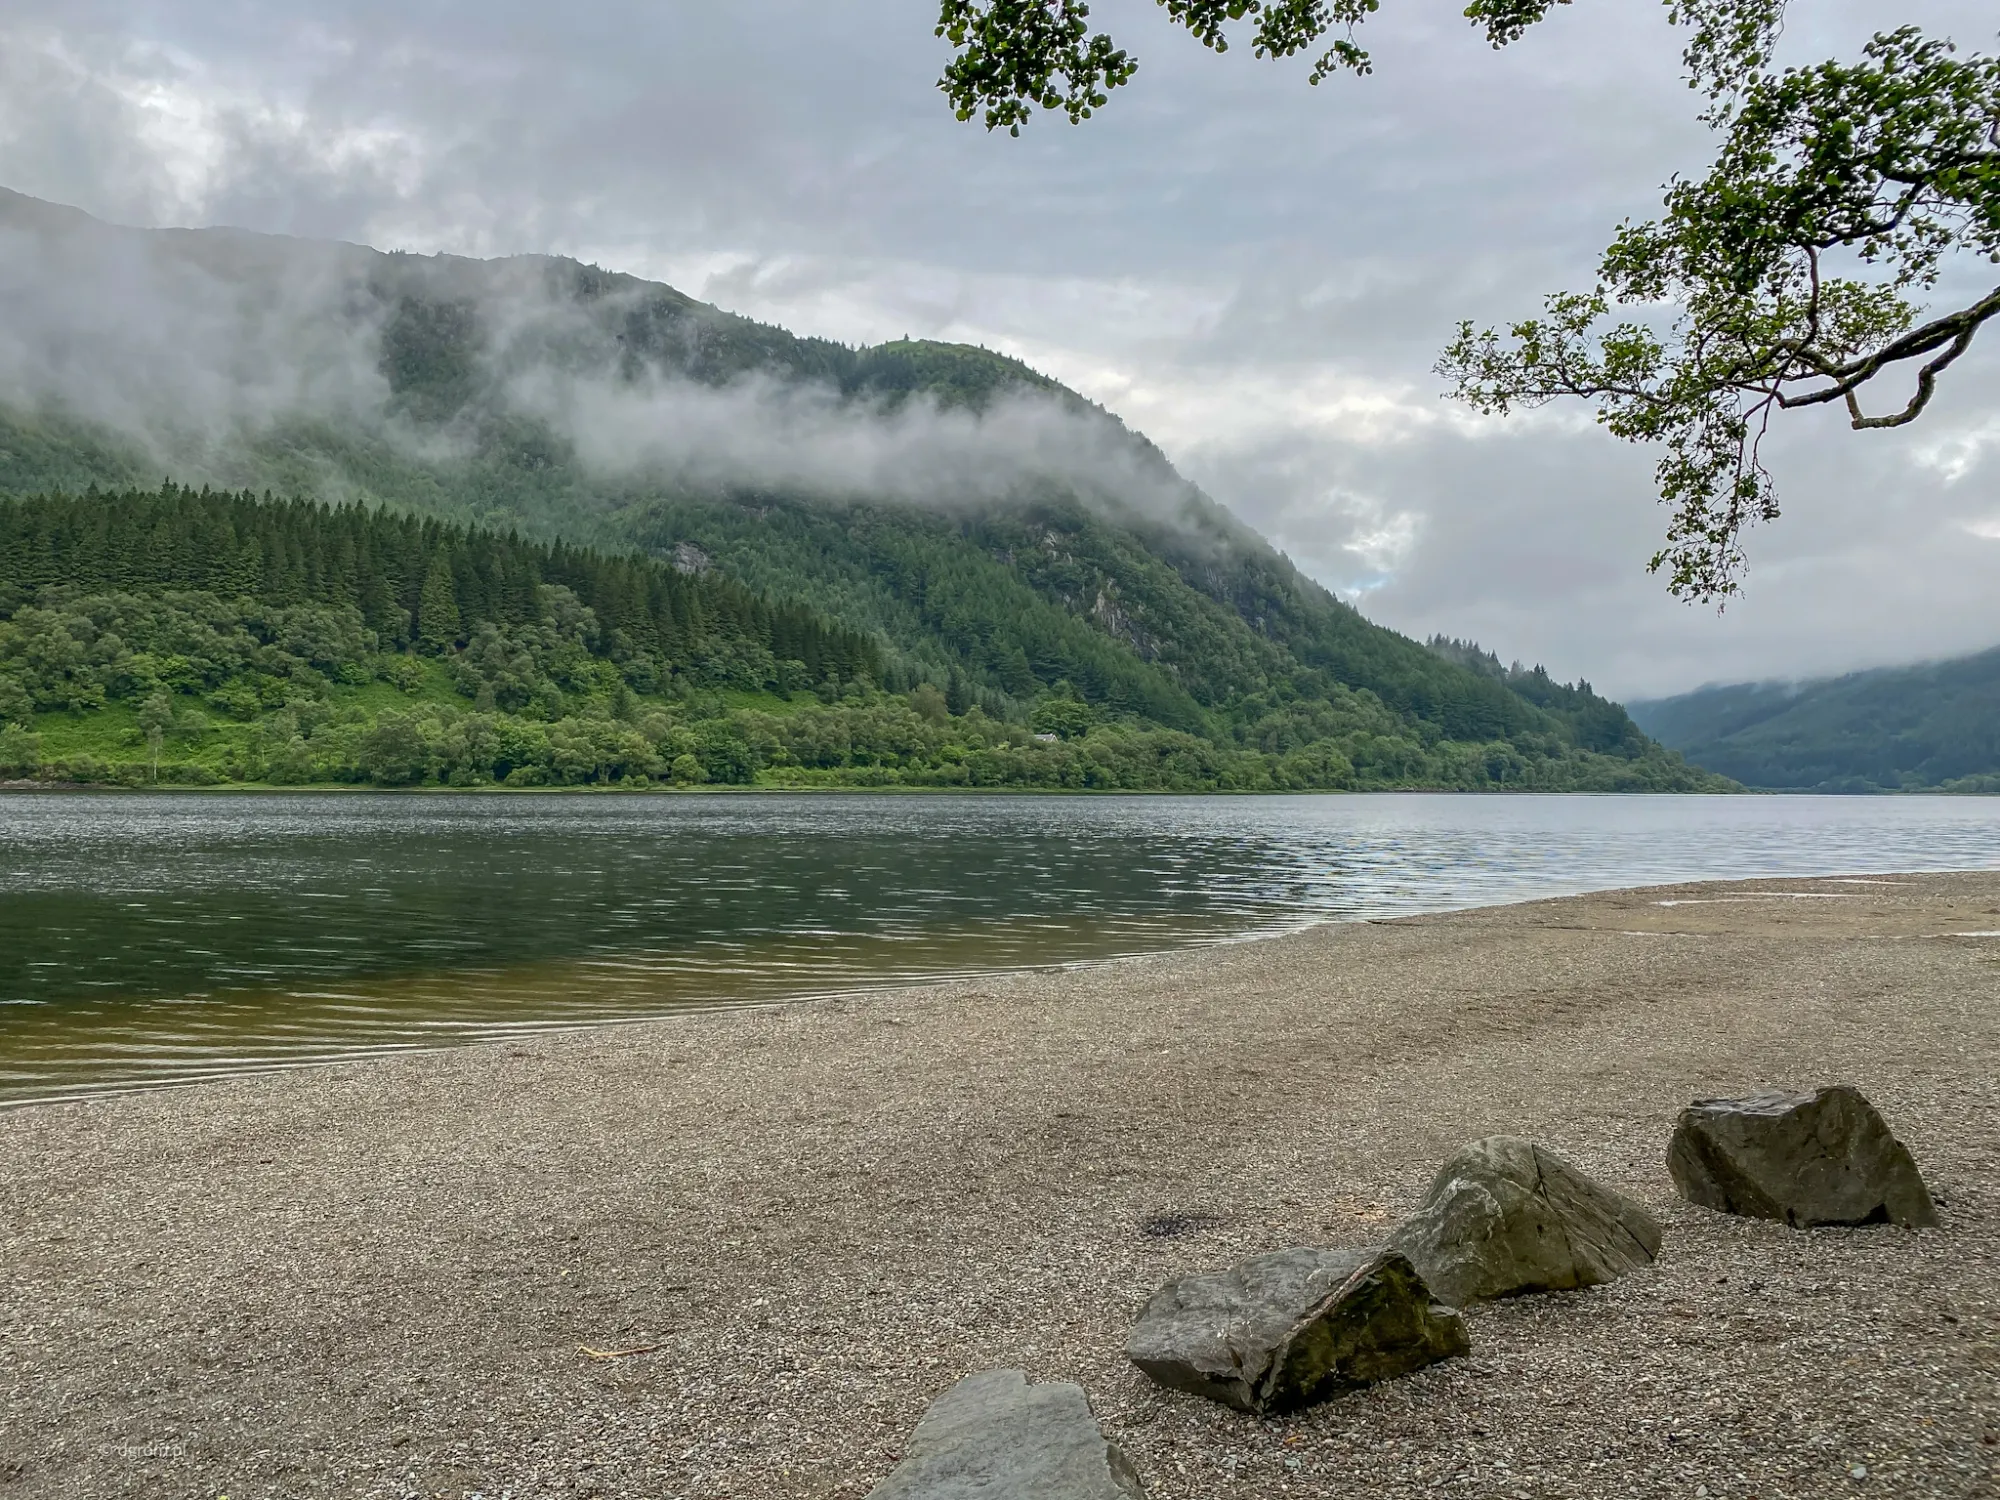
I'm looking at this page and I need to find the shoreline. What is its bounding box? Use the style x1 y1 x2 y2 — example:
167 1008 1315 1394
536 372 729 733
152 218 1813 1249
2 872 1996 1498
1 782 1757 796
6 776 2000 798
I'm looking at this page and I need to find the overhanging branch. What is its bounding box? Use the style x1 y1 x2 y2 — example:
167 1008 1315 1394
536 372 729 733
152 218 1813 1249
1844 319 1979 428
1774 284 2000 410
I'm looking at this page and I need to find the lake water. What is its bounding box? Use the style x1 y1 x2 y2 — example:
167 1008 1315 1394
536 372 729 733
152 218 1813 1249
3 792 1997 1106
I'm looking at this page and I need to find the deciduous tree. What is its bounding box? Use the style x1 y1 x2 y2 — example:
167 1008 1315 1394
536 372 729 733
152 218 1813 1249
137 690 174 783
935 1 2000 598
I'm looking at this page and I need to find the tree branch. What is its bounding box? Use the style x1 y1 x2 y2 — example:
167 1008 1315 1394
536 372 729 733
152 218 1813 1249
1843 319 1980 428
1774 284 2000 406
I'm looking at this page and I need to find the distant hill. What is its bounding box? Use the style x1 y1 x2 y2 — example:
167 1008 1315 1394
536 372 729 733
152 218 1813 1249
1629 648 2000 792
0 187 1724 792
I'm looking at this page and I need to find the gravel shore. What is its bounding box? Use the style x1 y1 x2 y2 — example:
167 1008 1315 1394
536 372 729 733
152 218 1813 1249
2 872 1996 1499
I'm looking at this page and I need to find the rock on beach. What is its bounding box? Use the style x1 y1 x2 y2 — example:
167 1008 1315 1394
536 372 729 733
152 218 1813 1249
863 1369 1146 1500
1125 1247 1467 1415
1667 1085 1939 1229
1387 1135 1664 1305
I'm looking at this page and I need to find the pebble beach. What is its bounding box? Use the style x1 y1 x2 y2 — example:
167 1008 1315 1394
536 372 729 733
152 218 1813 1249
2 871 1996 1499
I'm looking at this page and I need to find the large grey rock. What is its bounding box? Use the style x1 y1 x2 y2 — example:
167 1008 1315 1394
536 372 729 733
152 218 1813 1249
1387 1136 1663 1306
1668 1086 1938 1229
864 1369 1146 1500
1124 1246 1468 1415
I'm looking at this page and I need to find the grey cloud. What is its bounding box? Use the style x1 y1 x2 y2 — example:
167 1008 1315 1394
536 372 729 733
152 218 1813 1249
0 0 1996 698
1175 342 2000 697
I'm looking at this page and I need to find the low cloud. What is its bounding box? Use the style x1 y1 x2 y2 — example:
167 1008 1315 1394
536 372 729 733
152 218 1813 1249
0 198 390 443
0 192 1205 528
523 368 1190 515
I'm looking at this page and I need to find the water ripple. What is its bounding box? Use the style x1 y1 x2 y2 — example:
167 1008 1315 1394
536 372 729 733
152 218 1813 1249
1 791 1996 1105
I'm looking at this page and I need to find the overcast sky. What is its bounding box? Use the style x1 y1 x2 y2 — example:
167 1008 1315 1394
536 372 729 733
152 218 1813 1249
2 0 1995 698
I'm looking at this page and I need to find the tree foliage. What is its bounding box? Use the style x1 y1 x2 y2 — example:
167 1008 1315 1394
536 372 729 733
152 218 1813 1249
630 487 1651 752
1443 23 2000 598
936 0 2000 598
0 484 881 687
0 486 1724 792
932 0 1772 129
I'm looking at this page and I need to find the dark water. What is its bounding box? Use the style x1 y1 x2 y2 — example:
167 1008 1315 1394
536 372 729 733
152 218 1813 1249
3 792 1997 1105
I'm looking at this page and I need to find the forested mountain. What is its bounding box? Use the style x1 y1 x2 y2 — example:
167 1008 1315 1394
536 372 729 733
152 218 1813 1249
1630 651 2000 793
1426 637 1657 758
0 188 1722 791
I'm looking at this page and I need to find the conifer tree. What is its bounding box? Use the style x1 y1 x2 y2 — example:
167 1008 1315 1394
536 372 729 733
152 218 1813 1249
0 486 882 685
417 549 462 654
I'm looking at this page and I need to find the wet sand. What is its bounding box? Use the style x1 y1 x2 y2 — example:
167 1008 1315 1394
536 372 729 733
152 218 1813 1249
1 871 1996 1498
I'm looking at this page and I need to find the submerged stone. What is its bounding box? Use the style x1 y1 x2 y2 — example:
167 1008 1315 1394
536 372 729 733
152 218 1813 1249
1125 1246 1467 1415
1668 1086 1938 1229
863 1369 1146 1499
1387 1136 1663 1306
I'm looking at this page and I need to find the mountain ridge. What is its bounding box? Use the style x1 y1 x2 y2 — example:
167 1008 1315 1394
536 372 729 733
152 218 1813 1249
0 187 1723 791
1630 648 2000 792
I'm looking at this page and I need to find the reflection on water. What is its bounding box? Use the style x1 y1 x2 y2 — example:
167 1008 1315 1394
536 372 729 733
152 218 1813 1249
2 791 1997 1105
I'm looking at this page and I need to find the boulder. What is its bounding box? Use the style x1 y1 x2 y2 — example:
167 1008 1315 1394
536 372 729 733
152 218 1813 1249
1387 1136 1663 1306
863 1369 1146 1500
1668 1086 1938 1229
1125 1246 1467 1415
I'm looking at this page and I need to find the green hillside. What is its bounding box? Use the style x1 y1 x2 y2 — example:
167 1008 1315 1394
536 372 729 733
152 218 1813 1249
1426 637 1659 757
0 188 1724 792
1630 651 2000 793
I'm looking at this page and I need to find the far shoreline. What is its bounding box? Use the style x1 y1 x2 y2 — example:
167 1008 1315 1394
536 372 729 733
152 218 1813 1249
7 777 2000 796
0 778 1920 796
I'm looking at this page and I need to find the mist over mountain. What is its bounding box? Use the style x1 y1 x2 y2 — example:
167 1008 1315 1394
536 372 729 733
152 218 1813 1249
0 185 1198 524
0 187 1718 791
1631 649 2000 793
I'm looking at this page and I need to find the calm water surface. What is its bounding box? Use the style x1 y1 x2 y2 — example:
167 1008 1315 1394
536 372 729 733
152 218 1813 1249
2 792 1997 1105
